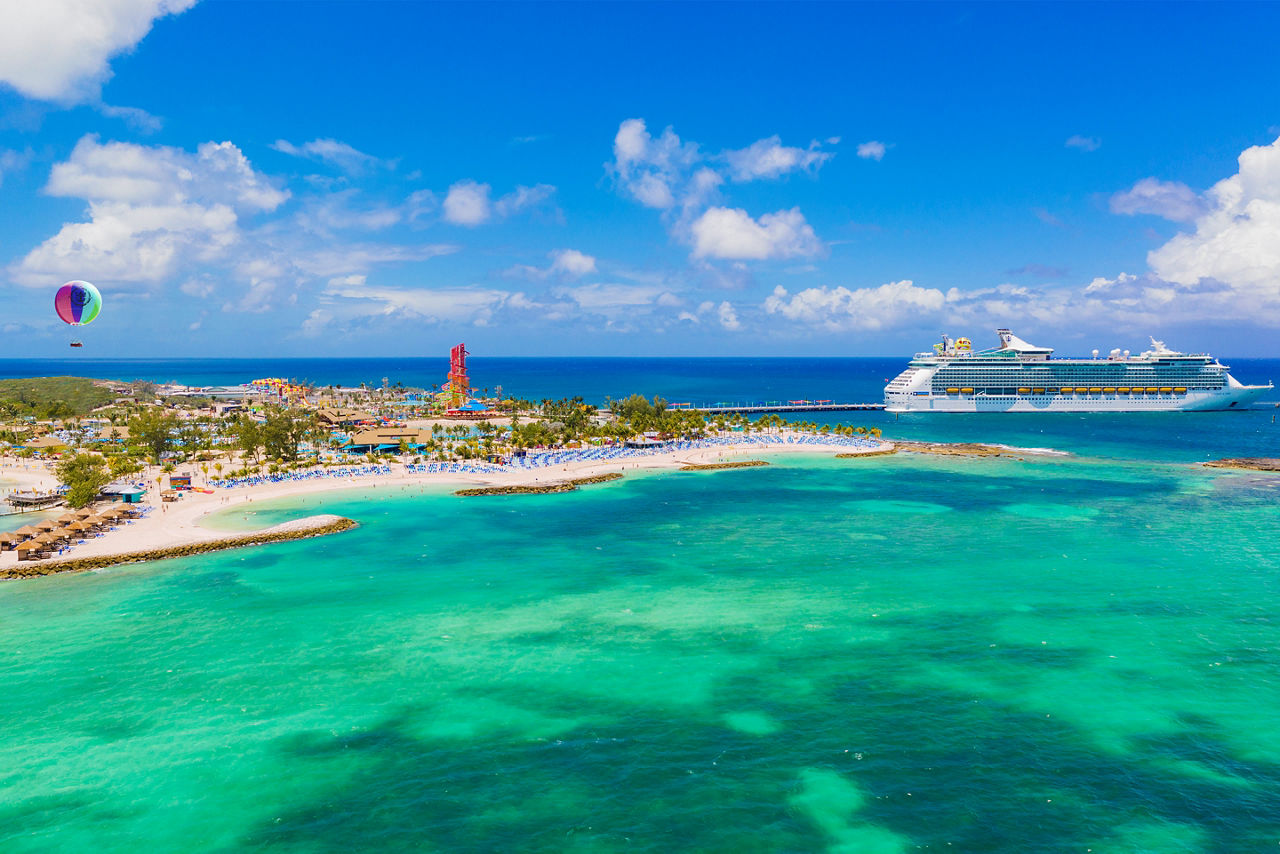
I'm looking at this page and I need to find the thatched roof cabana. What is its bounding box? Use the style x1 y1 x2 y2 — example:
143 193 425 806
13 524 41 537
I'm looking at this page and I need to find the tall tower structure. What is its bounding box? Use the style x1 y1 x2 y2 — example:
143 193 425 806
447 342 470 407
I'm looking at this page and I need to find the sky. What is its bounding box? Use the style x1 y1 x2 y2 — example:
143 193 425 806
1 1 1280 358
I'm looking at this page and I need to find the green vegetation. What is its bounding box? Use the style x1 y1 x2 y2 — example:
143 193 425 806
0 377 115 419
55 452 112 508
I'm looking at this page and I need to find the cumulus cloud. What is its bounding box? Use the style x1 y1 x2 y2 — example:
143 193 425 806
764 280 946 331
12 135 288 286
690 207 822 260
1110 177 1206 223
442 179 557 226
723 135 833 181
272 138 390 173
0 0 198 102
1065 135 1100 152
607 118 836 260
1144 136 1280 300
717 300 741 330
550 249 597 277
609 118 701 209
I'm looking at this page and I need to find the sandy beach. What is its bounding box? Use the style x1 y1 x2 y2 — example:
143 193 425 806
0 436 893 574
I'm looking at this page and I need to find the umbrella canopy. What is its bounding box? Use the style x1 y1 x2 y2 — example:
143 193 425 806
69 521 93 532
75 508 97 518
55 513 80 525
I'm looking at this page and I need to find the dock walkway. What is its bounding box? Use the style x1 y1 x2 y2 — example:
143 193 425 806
678 402 885 414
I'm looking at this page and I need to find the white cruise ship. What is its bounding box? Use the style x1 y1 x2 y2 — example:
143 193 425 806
884 329 1272 413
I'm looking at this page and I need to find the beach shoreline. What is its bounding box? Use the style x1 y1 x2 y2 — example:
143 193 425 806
0 435 894 579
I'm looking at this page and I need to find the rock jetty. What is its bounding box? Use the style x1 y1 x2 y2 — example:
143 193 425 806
456 472 624 496
2 515 358 580
1202 458 1280 472
835 447 899 458
678 460 770 471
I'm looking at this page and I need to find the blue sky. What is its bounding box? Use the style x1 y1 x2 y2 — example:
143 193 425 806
2 1 1279 357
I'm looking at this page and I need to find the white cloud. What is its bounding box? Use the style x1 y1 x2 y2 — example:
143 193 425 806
1083 272 1137 294
764 280 946 331
442 180 556 226
1144 136 1280 301
549 249 597 277
723 135 832 181
442 180 491 225
609 118 700 209
493 183 556 219
13 135 288 286
99 103 162 132
1110 177 1205 223
272 138 389 173
690 207 822 260
856 141 886 161
554 283 670 318
717 300 741 330
1065 134 1100 152
0 0 198 102
306 282 519 334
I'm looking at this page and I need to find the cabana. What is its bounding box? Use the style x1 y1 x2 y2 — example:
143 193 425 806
0 532 22 550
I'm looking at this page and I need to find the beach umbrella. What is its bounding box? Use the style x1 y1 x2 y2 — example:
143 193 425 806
14 525 41 537
75 508 97 518
55 513 79 525
34 520 58 532
69 521 93 532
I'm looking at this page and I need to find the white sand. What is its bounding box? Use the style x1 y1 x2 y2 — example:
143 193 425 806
0 437 891 570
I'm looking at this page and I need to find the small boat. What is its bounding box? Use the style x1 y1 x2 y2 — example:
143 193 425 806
70 341 83 348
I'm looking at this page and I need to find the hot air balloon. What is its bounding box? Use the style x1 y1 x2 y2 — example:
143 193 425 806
55 280 101 348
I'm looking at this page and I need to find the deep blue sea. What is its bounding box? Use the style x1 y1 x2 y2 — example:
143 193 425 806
1 358 1279 852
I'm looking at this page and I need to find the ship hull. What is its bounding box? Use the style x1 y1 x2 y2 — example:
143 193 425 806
886 385 1270 413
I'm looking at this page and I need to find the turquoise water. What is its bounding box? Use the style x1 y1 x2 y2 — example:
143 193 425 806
2 453 1280 852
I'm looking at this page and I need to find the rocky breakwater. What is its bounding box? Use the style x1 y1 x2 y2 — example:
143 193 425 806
678 460 770 471
2 515 358 580
456 472 624 496
835 445 899 459
1202 458 1280 472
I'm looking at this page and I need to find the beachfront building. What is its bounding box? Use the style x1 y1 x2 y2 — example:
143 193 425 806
343 428 434 455
316 408 376 427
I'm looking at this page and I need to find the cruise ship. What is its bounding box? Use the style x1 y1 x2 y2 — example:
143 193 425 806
884 329 1272 412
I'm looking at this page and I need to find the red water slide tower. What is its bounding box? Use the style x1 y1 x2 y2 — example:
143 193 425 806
447 342 470 406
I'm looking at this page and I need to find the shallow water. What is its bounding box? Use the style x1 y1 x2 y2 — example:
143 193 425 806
2 453 1278 852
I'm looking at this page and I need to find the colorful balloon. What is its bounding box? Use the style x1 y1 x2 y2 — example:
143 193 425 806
55 280 102 326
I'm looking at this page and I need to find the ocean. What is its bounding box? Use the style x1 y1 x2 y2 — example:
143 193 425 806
1 359 1279 852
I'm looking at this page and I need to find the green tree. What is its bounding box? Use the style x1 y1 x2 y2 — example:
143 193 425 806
129 408 180 463
261 407 316 462
55 453 112 508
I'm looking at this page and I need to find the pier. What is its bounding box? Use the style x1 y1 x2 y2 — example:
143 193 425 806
669 401 886 414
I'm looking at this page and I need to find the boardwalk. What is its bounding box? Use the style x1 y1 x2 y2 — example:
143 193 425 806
674 402 886 414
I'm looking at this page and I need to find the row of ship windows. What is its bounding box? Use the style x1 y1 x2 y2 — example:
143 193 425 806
930 386 1202 396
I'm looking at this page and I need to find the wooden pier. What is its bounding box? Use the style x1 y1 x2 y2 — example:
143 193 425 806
673 402 886 414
